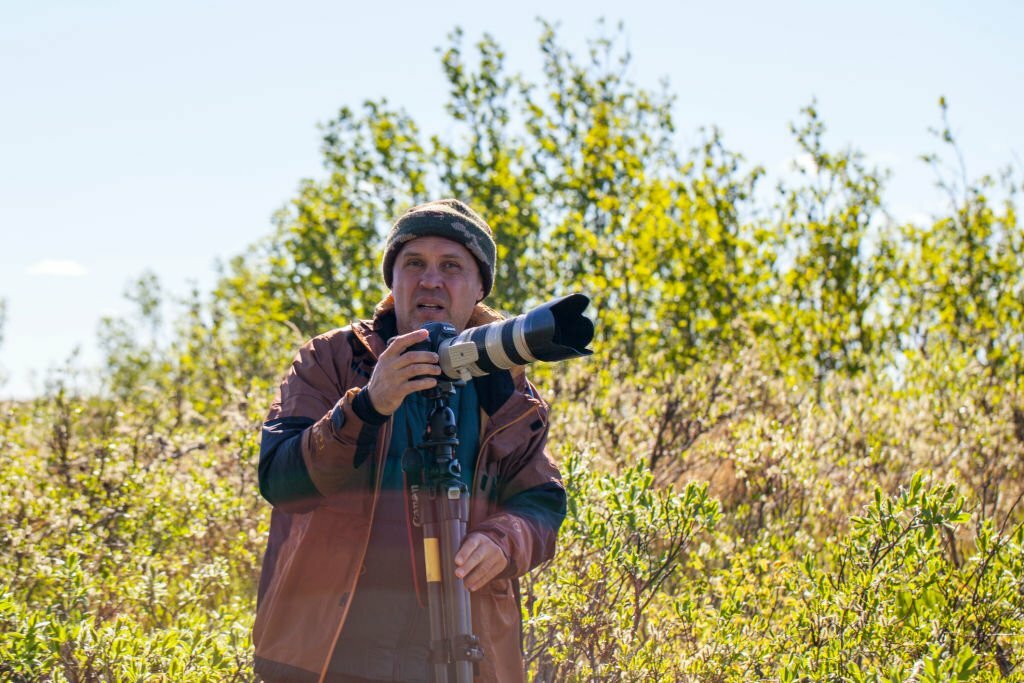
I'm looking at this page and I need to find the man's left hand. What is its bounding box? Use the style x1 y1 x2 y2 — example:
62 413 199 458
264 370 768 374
454 532 508 592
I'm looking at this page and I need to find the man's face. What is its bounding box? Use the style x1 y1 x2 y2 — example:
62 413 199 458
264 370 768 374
391 235 484 335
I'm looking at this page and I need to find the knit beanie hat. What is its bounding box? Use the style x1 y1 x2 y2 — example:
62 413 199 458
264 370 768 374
381 198 497 298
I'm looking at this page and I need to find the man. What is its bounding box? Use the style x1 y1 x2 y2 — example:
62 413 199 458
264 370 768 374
254 199 567 683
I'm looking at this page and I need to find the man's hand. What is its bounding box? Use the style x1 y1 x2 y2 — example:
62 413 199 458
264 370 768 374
365 328 441 415
455 532 508 592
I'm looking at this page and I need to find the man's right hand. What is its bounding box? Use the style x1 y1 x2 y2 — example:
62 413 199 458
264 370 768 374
364 328 441 415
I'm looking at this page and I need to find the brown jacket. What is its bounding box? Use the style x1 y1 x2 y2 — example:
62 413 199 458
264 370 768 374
253 305 564 682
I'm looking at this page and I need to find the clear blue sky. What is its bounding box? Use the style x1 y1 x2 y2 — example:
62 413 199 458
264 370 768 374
1 0 1021 397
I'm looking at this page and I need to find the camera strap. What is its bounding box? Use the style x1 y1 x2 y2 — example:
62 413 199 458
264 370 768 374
400 413 427 608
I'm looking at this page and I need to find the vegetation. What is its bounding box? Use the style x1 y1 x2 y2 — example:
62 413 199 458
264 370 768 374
2 21 1023 681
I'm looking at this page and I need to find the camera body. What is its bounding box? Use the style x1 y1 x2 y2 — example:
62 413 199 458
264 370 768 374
408 322 479 383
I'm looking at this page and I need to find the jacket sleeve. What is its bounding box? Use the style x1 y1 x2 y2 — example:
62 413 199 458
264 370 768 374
259 331 385 508
476 480 566 579
471 377 567 579
258 416 317 509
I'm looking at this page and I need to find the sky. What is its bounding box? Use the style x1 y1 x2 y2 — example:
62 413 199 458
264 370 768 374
1 0 1022 398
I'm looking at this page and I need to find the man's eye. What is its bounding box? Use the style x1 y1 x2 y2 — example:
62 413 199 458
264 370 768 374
443 262 462 271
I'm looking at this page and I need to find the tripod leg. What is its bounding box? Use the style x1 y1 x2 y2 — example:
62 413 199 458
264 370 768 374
440 488 476 683
423 523 450 683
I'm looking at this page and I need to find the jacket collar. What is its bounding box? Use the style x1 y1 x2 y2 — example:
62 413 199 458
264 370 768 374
351 315 393 361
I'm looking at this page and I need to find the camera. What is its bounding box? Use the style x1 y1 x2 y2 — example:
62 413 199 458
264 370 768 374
411 293 594 382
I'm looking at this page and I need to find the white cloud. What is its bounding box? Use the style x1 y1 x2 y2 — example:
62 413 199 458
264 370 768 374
888 205 935 226
776 153 818 176
792 153 818 175
26 259 89 277
904 211 933 227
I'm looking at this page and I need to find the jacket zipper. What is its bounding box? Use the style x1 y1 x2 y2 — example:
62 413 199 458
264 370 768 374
469 405 537 526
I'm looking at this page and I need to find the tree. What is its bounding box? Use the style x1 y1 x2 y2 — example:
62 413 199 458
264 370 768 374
771 103 897 388
897 98 1024 387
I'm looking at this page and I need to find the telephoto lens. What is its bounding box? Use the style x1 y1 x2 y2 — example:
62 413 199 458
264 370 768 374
425 293 594 382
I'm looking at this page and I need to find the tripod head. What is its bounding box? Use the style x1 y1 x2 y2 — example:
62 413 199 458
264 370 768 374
417 380 466 494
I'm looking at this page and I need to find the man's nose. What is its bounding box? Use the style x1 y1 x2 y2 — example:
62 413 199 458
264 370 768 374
418 266 443 288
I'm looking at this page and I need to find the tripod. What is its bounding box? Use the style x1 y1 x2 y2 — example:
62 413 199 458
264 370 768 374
406 380 484 682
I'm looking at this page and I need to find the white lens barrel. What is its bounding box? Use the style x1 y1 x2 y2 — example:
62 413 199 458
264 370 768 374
436 294 593 380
